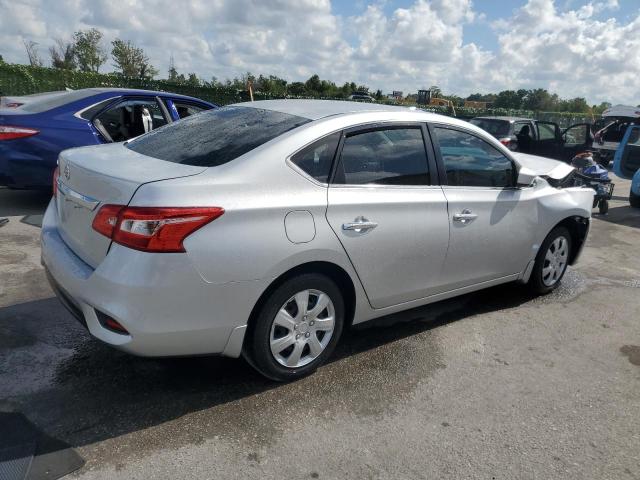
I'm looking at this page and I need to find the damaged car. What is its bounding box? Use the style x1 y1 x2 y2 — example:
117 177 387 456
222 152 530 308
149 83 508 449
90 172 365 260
42 100 594 381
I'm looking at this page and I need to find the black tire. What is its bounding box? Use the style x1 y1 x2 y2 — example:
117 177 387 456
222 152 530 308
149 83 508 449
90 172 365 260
528 226 572 295
630 191 640 208
244 273 344 382
599 199 609 215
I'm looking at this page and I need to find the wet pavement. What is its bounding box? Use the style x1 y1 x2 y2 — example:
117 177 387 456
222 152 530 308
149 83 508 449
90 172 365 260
0 180 639 479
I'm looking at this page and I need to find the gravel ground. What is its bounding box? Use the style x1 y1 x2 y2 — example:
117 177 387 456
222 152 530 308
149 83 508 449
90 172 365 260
0 177 638 480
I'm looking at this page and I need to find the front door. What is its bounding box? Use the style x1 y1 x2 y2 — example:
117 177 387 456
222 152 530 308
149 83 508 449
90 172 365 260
534 121 561 159
430 124 539 290
561 123 594 161
326 124 450 309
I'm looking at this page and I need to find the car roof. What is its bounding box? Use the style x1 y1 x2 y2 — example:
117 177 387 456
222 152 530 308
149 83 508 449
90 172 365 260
231 99 413 121
472 116 531 122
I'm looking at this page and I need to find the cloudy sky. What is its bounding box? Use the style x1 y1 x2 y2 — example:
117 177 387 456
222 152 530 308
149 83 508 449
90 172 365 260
1 0 639 104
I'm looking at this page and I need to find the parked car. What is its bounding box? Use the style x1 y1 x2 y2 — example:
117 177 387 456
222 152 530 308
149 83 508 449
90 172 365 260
593 105 640 165
42 100 593 381
613 124 640 207
470 116 593 162
0 88 216 189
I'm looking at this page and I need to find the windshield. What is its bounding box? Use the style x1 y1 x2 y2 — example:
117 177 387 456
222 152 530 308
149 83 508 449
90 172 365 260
469 118 511 137
126 106 311 167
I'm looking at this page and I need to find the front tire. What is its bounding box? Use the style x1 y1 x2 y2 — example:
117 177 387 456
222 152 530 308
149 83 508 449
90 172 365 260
630 191 640 208
245 273 344 382
529 227 571 294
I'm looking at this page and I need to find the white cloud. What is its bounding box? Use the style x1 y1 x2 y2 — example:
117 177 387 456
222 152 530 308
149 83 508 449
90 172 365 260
491 0 640 104
0 0 638 104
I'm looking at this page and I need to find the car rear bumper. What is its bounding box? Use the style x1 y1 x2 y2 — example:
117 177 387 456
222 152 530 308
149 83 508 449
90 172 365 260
41 199 267 357
0 152 55 188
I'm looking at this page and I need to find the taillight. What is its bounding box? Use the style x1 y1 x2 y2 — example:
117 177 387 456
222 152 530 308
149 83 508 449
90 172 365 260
52 166 60 197
92 205 224 253
0 125 39 141
499 137 516 150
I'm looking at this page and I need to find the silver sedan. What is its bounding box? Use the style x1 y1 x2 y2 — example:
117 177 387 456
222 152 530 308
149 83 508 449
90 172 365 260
41 100 594 381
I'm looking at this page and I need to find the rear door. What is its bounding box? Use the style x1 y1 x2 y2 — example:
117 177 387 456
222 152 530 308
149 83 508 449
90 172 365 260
534 121 561 159
613 125 640 180
326 123 450 309
430 124 539 290
560 123 593 161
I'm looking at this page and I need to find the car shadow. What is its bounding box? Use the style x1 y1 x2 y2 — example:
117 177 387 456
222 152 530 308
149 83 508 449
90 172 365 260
0 187 50 228
594 204 640 229
0 280 540 463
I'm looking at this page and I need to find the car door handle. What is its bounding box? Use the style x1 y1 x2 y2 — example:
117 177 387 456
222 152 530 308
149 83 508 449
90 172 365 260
342 217 378 232
453 210 478 224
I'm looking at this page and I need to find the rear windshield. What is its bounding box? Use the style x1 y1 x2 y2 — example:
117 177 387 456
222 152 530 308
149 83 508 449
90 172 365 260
126 106 310 167
469 118 511 137
19 90 99 113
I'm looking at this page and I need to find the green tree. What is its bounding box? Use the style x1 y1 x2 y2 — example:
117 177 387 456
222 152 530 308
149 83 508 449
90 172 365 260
0 54 4 63
429 85 442 98
111 39 157 78
74 28 107 72
288 82 307 96
186 73 200 86
493 90 526 109
305 74 322 95
49 39 76 70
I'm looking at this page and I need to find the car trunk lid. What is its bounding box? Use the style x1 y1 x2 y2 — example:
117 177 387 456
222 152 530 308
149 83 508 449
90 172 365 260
55 143 207 267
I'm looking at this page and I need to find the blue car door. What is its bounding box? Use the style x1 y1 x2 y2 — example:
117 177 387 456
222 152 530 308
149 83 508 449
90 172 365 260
613 125 640 203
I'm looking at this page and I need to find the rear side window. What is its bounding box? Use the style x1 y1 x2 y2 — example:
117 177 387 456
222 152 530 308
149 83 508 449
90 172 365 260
334 127 429 185
469 119 510 137
433 127 515 188
127 106 310 167
172 101 208 119
290 132 341 183
537 123 558 140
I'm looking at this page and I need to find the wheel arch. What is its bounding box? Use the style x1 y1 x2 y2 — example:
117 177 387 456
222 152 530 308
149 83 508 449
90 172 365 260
550 215 590 265
243 261 358 350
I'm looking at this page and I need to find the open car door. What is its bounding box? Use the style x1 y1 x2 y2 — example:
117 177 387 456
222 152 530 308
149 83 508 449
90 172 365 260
560 123 593 162
613 125 640 180
613 125 640 207
533 121 561 159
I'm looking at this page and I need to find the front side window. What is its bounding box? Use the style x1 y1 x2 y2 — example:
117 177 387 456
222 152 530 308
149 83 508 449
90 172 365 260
433 127 515 188
95 98 168 142
290 132 341 183
334 127 429 185
127 106 310 167
537 122 558 141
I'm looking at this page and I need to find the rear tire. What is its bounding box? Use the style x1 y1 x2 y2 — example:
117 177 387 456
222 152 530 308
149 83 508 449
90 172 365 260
528 227 571 295
630 191 640 208
245 273 344 382
598 199 609 214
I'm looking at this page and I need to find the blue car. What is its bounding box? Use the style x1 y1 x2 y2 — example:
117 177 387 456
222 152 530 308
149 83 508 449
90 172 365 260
613 124 640 208
0 88 216 189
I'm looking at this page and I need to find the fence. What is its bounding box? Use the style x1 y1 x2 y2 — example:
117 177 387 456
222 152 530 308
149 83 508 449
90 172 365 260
0 63 595 127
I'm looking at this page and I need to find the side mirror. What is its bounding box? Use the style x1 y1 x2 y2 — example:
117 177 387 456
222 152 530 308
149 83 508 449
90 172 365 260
517 167 537 186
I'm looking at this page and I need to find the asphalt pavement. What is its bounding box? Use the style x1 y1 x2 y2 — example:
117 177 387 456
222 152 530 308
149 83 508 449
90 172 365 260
0 179 638 479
